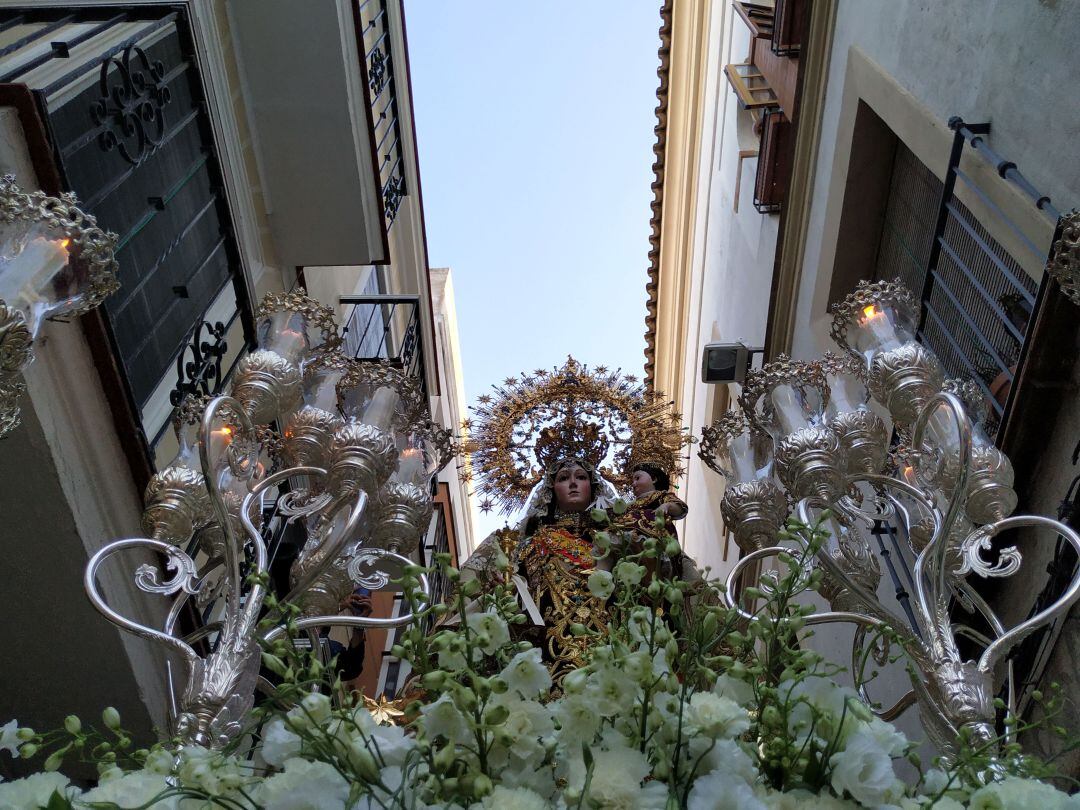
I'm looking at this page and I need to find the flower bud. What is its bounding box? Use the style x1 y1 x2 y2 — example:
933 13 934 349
43 748 67 772
611 499 628 516
349 742 380 782
484 704 510 725
102 707 122 731
665 537 681 556
63 715 81 735
423 671 449 690
19 743 38 758
474 774 494 797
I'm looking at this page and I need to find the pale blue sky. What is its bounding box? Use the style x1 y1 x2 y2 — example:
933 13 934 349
406 1 662 533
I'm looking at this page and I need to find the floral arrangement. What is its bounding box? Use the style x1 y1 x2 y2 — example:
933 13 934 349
1 516 1076 809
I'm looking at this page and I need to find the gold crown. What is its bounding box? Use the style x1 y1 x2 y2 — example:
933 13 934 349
459 357 690 515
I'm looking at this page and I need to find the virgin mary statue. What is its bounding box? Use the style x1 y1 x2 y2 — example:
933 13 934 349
455 358 692 681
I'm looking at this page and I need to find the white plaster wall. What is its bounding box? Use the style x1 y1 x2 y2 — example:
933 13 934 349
676 3 780 579
791 0 1079 361
783 0 1080 754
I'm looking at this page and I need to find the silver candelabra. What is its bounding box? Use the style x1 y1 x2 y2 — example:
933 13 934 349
84 290 452 748
700 279 1080 757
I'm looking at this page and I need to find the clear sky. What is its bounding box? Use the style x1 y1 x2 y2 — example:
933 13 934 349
405 1 663 536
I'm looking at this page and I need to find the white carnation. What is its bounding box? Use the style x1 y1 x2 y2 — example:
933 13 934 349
856 716 908 757
366 721 415 767
828 729 902 807
481 785 550 810
687 769 764 810
0 772 73 809
968 776 1077 810
712 674 755 706
79 771 178 809
687 692 751 738
553 694 602 746
260 717 302 768
568 742 658 808
500 648 552 698
694 738 758 784
255 757 350 810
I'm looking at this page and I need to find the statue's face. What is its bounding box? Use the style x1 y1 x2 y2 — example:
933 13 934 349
553 463 592 512
632 469 656 497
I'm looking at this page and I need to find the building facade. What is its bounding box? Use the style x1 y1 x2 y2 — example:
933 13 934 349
650 0 1080 767
0 0 473 751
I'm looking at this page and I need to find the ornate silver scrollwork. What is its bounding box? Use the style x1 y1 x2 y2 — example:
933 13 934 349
954 526 1022 579
134 547 200 596
868 342 945 426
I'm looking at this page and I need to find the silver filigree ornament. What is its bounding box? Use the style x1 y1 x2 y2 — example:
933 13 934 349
230 349 303 425
328 420 398 497
720 479 789 554
869 342 945 426
281 405 344 472
0 175 120 437
371 481 433 555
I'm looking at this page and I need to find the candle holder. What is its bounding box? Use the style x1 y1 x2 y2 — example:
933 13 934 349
831 279 943 426
740 356 846 501
700 411 788 553
370 481 433 554
819 352 889 476
142 398 212 546
0 175 120 437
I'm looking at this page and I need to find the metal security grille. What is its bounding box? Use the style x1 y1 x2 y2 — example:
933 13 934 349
873 142 1037 435
0 8 253 416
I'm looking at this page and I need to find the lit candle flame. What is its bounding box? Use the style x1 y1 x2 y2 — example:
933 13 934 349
862 304 881 321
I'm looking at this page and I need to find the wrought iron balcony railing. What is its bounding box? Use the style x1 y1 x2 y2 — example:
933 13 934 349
340 294 425 393
357 0 408 227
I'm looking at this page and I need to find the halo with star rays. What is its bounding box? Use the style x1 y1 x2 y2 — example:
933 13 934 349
458 357 691 515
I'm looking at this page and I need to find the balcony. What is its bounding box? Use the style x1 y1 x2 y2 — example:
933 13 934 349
230 0 390 267
340 294 426 394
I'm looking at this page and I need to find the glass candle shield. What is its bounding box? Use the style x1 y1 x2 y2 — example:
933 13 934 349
718 425 775 484
824 372 866 419
0 220 90 337
765 383 823 437
256 310 311 367
847 301 917 362
392 432 440 487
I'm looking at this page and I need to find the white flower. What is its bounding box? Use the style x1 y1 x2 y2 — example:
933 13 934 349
144 747 176 775
491 696 554 762
783 677 860 743
693 738 757 784
587 666 636 715
0 772 73 809
687 769 764 810
418 694 470 743
968 776 1077 810
568 742 658 808
712 674 755 706
294 692 332 725
366 722 415 767
828 729 902 807
0 720 20 758
79 771 178 809
260 717 302 768
553 694 602 746
613 560 646 586
481 785 550 810
856 716 908 757
687 692 751 738
467 611 511 654
587 570 615 600
255 757 350 810
501 648 553 698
